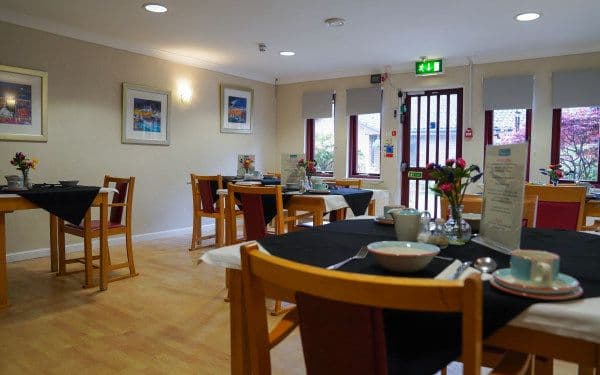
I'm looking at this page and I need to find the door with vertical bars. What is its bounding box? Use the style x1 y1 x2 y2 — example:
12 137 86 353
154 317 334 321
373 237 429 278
401 89 463 217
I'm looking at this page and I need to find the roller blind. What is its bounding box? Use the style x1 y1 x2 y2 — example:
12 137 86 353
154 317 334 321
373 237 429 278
483 75 533 110
552 69 600 108
346 87 382 116
302 91 334 119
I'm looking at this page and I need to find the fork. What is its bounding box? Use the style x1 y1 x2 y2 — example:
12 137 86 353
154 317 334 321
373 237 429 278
326 246 369 270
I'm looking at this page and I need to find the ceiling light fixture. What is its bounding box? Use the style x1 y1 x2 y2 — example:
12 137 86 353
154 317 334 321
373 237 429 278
280 51 295 56
515 12 541 22
143 3 168 13
324 17 345 27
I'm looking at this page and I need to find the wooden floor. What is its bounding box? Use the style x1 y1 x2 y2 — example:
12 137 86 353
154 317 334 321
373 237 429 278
0 233 579 374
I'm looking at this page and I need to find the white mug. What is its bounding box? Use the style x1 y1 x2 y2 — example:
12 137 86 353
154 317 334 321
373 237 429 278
389 208 421 241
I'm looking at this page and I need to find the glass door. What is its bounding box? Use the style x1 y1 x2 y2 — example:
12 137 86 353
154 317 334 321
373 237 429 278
400 89 463 217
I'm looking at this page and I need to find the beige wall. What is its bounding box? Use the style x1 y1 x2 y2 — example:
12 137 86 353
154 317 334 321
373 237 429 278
276 52 600 202
1 22 277 254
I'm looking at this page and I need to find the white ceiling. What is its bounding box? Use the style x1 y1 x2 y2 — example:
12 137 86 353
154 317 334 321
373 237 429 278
1 0 600 84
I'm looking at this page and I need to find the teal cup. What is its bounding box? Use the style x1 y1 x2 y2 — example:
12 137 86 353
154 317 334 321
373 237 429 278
510 250 560 285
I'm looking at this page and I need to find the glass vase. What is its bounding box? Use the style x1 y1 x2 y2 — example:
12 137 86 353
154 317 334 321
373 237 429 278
21 169 31 189
444 204 471 245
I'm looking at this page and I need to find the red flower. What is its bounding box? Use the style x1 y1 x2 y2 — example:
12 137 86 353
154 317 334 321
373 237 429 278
445 159 455 167
555 170 564 178
456 158 466 169
439 182 453 192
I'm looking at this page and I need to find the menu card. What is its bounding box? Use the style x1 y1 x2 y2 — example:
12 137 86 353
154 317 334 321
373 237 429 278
237 154 255 177
473 143 527 254
281 153 305 185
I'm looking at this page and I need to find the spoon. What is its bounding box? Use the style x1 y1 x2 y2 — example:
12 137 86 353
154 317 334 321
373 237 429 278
474 257 498 274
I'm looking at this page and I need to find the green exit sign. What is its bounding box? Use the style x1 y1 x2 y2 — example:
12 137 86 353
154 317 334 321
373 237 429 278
415 59 443 76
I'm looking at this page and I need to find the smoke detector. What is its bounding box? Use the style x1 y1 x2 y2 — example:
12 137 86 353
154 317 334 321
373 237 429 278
258 43 267 53
324 17 345 27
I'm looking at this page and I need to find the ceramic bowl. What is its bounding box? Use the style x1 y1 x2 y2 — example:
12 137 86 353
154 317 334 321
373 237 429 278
367 241 440 272
462 213 481 233
59 180 79 187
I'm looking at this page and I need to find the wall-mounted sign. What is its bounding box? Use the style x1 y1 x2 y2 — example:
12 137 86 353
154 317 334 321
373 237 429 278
415 59 443 76
465 127 473 139
408 171 423 179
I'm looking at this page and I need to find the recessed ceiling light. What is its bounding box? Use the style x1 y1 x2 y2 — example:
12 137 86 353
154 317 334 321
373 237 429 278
324 17 345 27
515 12 541 22
280 51 295 56
143 3 168 13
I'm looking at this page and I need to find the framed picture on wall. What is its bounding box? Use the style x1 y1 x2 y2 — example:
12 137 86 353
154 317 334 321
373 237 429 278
220 85 253 134
0 65 48 142
122 83 170 145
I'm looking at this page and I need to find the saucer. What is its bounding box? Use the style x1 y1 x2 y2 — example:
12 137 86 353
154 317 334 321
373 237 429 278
490 279 583 301
374 216 394 225
493 268 580 295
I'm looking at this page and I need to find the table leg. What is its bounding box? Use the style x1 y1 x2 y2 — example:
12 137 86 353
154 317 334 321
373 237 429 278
229 269 250 375
287 209 297 233
313 210 324 226
578 366 594 375
0 213 8 309
99 194 109 291
49 214 58 273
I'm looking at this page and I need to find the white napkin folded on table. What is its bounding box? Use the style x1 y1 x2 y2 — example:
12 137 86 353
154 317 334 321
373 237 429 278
435 259 492 281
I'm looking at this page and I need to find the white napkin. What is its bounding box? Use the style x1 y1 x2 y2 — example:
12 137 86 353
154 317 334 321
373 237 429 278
435 259 492 281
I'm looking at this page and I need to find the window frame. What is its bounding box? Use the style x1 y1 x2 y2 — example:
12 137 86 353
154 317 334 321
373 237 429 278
348 113 382 179
484 108 532 179
305 118 334 177
551 108 600 184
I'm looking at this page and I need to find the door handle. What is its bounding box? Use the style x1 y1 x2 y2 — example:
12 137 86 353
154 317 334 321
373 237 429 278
401 162 408 172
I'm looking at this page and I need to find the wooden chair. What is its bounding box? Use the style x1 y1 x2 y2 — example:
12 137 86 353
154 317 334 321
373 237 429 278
324 178 363 189
442 195 538 228
525 184 586 231
190 174 244 250
265 171 281 178
522 196 538 228
240 243 531 375
58 176 137 287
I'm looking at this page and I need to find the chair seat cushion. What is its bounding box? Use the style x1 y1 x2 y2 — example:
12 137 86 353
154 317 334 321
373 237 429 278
66 220 125 230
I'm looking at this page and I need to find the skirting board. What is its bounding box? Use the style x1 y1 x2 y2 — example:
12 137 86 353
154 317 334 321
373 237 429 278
6 223 215 263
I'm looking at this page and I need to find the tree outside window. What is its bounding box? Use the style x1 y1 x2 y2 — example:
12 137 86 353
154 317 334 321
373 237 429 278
559 106 600 182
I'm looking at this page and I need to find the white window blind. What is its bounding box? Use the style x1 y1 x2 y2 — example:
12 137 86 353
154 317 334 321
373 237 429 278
552 69 600 108
346 87 382 116
302 91 334 119
483 75 533 110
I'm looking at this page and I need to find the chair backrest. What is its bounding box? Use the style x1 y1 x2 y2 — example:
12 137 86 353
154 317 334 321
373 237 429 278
190 174 223 214
103 175 135 225
240 243 483 375
265 171 282 178
325 178 363 189
522 196 538 228
524 184 586 231
227 184 285 242
440 194 482 219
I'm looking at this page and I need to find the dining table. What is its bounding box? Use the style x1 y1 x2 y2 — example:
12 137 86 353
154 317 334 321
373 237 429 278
0 185 116 309
201 219 600 375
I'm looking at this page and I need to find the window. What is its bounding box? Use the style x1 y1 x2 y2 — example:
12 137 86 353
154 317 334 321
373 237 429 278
551 106 600 183
306 106 334 176
349 113 381 178
484 108 532 178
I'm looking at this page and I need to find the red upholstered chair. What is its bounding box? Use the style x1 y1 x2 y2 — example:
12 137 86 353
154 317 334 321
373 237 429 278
189 174 244 250
240 243 532 375
525 184 586 231
58 176 137 287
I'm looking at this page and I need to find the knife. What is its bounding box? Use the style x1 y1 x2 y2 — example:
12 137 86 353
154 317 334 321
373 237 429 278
451 261 472 280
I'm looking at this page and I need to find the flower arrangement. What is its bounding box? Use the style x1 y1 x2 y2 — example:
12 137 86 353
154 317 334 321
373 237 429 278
427 158 482 244
10 152 38 172
539 164 564 186
297 158 317 177
240 156 254 173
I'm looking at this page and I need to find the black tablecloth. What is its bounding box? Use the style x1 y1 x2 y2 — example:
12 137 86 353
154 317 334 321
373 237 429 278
328 188 374 216
258 220 600 374
1 185 101 224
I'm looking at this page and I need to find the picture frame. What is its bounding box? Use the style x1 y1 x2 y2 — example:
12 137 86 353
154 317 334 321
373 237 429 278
122 83 170 145
0 64 48 142
220 85 253 134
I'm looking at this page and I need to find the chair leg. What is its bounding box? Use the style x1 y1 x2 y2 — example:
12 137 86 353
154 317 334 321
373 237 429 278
190 213 200 251
216 217 224 248
57 219 66 276
125 228 137 277
83 234 93 288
